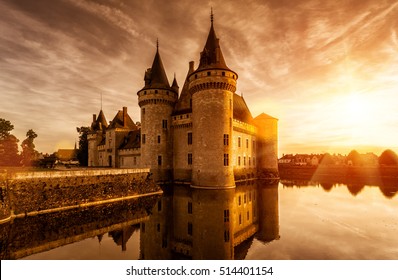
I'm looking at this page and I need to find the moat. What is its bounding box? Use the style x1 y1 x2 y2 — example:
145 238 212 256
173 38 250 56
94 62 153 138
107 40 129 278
1 178 397 260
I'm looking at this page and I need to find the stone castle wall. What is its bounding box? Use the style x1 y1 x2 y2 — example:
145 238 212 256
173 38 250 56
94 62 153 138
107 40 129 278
0 168 160 223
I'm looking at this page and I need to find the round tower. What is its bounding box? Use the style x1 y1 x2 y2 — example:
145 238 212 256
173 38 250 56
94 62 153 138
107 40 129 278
189 13 237 189
137 44 177 182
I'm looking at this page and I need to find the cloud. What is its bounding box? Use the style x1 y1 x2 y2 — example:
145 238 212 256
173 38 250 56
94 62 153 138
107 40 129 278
1 0 398 155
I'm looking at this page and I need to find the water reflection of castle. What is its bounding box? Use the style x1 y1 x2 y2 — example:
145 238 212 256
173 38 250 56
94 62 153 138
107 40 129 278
0 180 279 260
140 180 279 260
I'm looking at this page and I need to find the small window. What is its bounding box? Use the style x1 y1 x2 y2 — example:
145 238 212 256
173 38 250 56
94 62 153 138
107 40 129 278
246 139 249 148
166 91 169 95
187 132 192 145
239 214 242 225
162 120 167 129
158 155 162 166
157 223 160 232
238 156 241 166
142 134 146 144
223 134 229 146
249 157 251 166
244 156 246 166
207 71 211 76
224 209 229 222
238 137 241 148
155 90 158 94
195 74 198 79
244 194 247 204
247 211 250 220
188 222 193 235
222 72 225 76
158 201 162 212
188 153 193 165
238 196 241 205
144 91 147 95
224 153 229 166
188 202 193 214
157 135 161 144
224 230 230 242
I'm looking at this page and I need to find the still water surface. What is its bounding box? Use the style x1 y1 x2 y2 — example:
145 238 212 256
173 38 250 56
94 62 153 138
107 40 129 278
1 180 397 260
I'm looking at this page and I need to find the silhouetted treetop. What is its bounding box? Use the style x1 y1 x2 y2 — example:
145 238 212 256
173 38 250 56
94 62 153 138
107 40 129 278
379 149 398 166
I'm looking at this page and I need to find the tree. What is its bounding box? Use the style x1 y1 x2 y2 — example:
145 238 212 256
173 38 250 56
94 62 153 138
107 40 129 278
347 150 362 166
76 126 90 166
378 149 398 166
0 118 14 140
20 129 38 166
0 118 20 166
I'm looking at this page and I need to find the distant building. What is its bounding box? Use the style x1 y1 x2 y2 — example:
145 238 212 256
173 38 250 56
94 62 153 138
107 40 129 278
56 149 77 163
88 14 278 186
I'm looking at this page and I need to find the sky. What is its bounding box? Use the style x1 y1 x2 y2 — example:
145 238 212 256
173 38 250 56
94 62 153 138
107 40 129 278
1 0 398 157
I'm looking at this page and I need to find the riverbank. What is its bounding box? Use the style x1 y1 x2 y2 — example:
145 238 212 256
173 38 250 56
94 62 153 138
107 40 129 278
279 164 398 184
0 168 161 223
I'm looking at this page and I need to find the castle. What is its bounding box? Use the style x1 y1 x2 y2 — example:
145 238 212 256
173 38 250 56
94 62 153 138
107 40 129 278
88 13 278 187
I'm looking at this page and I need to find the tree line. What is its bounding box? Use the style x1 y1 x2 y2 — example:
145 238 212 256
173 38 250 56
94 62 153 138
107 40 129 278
0 118 39 167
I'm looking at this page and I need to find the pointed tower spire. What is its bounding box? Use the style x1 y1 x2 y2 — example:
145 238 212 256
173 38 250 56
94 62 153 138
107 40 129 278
142 41 171 89
197 8 229 71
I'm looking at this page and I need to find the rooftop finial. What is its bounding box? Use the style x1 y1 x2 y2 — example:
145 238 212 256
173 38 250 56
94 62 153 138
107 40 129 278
156 38 159 51
210 7 213 24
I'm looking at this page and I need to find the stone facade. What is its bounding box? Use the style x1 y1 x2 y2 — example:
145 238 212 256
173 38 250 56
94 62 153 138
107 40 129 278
88 15 278 186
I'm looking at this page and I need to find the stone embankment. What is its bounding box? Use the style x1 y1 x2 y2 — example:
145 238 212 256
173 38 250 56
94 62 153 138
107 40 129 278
0 168 161 223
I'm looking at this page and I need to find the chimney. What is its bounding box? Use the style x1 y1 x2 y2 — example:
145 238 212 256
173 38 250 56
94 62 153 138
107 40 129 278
92 114 96 122
189 61 194 74
123 107 128 127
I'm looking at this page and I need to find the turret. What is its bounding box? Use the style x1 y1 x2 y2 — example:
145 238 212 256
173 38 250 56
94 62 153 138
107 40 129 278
137 43 178 181
189 12 237 189
253 113 279 178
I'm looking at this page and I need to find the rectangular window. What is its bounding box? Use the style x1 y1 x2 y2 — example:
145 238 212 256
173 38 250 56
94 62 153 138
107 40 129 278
188 132 192 145
247 211 250 220
244 156 246 166
188 222 193 235
162 119 167 129
239 214 242 225
244 194 247 204
238 137 241 148
224 153 229 166
224 209 229 222
249 192 252 202
249 157 251 166
157 223 160 232
142 134 146 144
253 140 256 151
188 202 193 214
238 156 241 166
238 196 241 206
224 230 230 242
246 138 249 148
223 134 229 146
158 155 162 166
157 135 161 144
253 157 256 166
188 153 193 165
162 238 167 248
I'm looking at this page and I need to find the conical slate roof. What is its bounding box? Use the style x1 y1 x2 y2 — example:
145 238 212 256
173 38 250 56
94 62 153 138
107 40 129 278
196 13 230 71
142 45 171 90
91 110 108 131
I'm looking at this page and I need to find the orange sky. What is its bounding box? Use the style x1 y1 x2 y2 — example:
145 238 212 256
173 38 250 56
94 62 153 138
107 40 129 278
1 0 398 156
